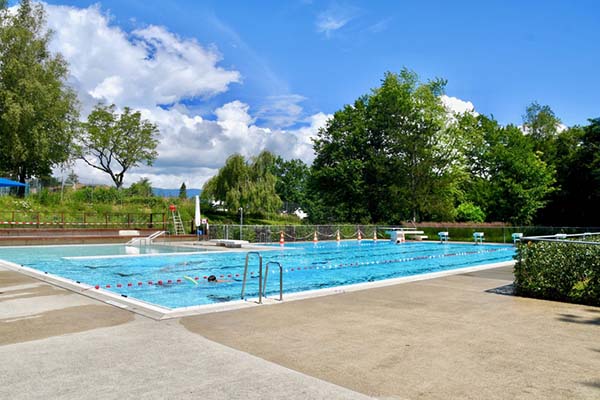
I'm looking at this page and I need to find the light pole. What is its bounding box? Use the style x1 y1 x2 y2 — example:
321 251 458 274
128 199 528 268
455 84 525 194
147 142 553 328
239 207 243 240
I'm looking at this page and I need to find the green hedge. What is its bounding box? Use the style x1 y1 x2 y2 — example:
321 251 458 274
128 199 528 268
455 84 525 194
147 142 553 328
514 240 600 306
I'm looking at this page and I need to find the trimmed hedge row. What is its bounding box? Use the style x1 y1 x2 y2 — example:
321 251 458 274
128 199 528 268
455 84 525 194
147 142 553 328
514 240 600 306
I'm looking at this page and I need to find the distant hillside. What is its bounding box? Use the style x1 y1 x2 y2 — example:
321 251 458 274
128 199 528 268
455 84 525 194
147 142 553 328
152 188 202 198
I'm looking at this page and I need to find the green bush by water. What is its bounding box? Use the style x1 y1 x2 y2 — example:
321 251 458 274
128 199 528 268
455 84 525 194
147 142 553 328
514 239 600 306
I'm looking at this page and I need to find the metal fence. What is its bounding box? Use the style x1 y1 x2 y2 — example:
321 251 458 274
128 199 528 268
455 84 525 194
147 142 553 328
207 224 600 244
519 232 600 245
0 211 168 229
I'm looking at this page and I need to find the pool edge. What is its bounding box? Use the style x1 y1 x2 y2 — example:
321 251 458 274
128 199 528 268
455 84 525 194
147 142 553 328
1 257 515 320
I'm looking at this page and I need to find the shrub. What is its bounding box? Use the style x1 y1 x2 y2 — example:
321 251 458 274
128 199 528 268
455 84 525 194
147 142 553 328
514 239 600 306
455 202 486 223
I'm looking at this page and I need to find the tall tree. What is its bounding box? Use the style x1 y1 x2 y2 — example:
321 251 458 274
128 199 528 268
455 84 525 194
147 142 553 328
535 125 584 224
178 182 187 199
129 177 153 197
77 104 159 189
273 157 309 213
461 115 555 224
311 69 464 223
311 97 370 222
246 151 282 213
0 0 79 196
202 152 282 214
549 119 600 225
522 101 562 164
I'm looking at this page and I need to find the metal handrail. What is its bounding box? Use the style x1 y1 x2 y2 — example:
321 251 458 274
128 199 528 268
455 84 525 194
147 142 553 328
240 251 263 303
263 261 283 301
520 232 600 246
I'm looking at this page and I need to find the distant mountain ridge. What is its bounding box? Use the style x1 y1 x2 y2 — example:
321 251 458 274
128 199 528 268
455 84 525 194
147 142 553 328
152 188 202 198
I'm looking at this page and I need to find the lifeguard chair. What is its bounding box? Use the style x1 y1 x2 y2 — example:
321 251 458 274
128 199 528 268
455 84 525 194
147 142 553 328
473 232 484 244
168 204 185 235
438 231 449 243
511 233 523 244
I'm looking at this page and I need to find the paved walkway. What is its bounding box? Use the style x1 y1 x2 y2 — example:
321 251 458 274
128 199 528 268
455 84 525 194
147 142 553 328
1 265 599 399
0 267 372 400
182 267 600 400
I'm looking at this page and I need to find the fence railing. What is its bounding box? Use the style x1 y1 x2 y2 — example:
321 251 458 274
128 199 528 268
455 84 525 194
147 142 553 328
519 232 600 245
0 211 168 230
207 224 600 244
2 213 599 243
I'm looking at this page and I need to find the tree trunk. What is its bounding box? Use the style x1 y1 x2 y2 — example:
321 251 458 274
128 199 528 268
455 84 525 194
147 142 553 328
17 167 27 198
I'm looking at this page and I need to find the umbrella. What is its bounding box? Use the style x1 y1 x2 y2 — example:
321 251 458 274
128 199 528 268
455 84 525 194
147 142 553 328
0 178 26 187
194 195 201 227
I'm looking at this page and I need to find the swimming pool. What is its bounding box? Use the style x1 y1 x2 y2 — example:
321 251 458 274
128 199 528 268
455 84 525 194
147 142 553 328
0 241 515 309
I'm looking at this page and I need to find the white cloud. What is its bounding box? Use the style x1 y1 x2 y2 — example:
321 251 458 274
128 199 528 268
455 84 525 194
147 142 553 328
43 4 326 189
64 101 329 189
316 5 358 36
45 4 241 108
257 94 306 128
441 95 477 116
133 103 329 188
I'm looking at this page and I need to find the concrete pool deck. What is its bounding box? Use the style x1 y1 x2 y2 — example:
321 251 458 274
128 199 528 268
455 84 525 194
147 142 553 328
1 265 599 399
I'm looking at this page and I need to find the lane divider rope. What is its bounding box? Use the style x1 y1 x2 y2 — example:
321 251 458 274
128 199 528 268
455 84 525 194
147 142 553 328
91 247 511 289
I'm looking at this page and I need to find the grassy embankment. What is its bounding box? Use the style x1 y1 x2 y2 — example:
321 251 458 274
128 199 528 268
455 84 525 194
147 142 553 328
0 187 301 229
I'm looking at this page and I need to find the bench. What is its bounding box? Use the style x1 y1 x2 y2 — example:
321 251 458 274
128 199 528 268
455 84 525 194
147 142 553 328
213 239 249 248
118 230 140 236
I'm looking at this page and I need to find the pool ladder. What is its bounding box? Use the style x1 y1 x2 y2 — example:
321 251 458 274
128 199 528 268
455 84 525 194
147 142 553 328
240 251 283 304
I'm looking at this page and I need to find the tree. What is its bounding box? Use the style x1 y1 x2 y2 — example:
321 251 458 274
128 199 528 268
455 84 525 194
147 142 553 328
273 157 309 213
545 119 600 225
65 171 79 186
0 0 79 196
246 151 282 213
202 151 282 214
179 182 187 199
129 177 153 197
311 97 370 222
77 104 159 189
311 69 464 223
522 102 562 164
461 115 555 224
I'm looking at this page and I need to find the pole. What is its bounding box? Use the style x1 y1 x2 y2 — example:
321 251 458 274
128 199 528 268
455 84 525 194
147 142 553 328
239 207 243 240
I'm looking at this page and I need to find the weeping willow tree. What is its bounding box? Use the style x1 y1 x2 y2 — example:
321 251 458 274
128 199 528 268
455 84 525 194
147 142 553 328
202 151 282 214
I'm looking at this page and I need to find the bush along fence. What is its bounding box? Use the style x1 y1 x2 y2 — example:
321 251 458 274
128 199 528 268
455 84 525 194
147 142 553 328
514 234 600 307
207 224 600 244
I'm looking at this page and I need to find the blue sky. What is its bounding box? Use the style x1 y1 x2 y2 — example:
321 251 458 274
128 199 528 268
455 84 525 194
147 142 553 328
43 0 600 127
14 0 597 187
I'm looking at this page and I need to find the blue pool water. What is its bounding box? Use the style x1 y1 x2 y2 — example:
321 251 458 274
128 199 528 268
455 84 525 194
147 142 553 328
0 241 515 308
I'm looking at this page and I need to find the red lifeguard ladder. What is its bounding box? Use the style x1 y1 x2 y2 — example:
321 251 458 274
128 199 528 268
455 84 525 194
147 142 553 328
168 204 185 235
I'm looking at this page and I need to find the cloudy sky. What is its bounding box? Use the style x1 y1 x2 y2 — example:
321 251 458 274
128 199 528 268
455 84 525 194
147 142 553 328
32 0 600 188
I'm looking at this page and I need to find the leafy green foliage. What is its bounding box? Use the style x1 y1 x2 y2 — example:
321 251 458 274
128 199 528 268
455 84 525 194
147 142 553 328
202 151 282 215
515 240 600 306
535 119 600 225
311 69 468 223
128 177 153 197
460 115 555 224
0 0 79 195
455 202 485 223
179 182 187 199
77 104 159 189
273 157 309 213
